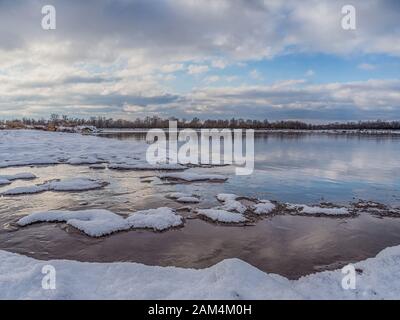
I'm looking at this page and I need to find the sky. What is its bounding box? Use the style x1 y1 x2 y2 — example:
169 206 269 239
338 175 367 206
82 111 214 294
0 0 400 122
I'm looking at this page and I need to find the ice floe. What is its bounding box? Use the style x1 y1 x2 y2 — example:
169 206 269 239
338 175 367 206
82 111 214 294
0 173 36 185
174 196 200 203
286 203 350 216
126 207 183 231
167 192 200 203
252 200 276 215
3 244 400 299
2 178 107 196
216 193 247 214
197 209 247 223
17 207 183 237
352 200 400 216
18 209 129 237
160 172 227 182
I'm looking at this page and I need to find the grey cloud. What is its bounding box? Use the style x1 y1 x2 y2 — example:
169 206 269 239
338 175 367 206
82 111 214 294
0 1 400 121
2 79 400 121
1 0 400 59
78 93 180 107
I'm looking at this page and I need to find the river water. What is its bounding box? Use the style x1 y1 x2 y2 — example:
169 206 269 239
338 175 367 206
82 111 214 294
1 132 400 279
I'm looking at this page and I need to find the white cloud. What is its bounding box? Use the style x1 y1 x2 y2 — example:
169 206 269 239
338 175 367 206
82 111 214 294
160 63 184 73
154 79 400 120
0 0 399 121
187 64 209 75
211 59 228 69
204 75 220 84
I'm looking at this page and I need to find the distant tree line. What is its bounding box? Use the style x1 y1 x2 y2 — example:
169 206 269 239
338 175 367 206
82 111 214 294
1 114 400 130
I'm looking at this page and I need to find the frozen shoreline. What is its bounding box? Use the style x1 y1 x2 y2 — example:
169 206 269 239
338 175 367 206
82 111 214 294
1 245 400 299
0 130 148 169
1 129 400 299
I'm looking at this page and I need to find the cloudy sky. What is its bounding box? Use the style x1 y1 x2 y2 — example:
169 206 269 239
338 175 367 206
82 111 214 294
1 0 399 122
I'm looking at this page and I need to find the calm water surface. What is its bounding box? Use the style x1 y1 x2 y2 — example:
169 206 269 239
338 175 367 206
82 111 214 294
1 132 400 278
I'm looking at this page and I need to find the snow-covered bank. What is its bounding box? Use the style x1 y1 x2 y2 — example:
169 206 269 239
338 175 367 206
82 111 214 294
2 245 400 299
17 208 183 237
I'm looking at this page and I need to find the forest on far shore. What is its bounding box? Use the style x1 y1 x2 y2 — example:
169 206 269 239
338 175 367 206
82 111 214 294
2 114 400 130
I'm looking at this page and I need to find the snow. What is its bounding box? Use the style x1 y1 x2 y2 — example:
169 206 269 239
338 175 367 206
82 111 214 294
160 172 228 182
216 193 247 214
174 196 200 203
0 173 36 185
286 203 350 216
126 207 183 231
18 209 129 237
17 208 183 237
167 192 200 203
2 178 107 196
197 209 247 223
3 244 400 299
252 200 276 215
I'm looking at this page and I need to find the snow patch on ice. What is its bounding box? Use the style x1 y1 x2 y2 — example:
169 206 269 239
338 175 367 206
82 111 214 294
17 207 183 237
167 192 200 203
2 178 107 196
197 209 247 223
216 193 247 214
175 196 200 203
286 203 350 216
18 209 129 237
252 200 276 215
127 207 183 231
